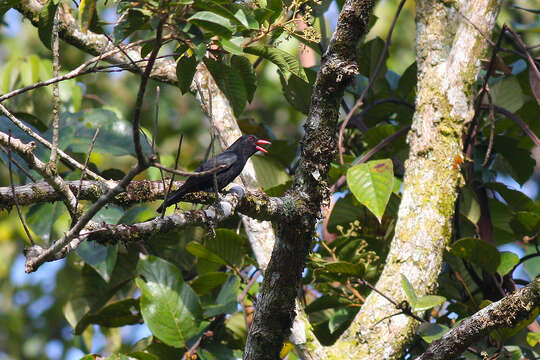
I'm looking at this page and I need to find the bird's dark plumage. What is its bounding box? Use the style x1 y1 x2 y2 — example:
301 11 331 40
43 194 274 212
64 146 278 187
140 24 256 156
157 135 271 212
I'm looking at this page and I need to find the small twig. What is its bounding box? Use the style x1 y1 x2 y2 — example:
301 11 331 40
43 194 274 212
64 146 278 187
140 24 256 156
152 86 160 154
238 270 262 331
132 18 165 165
207 79 219 198
479 104 540 147
358 279 425 323
103 32 142 73
337 0 407 164
481 90 495 166
8 131 35 245
75 127 100 212
50 8 60 165
152 162 227 177
504 25 540 83
161 134 183 218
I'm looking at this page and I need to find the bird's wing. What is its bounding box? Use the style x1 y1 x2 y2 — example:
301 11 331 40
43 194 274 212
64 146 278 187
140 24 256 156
197 151 238 173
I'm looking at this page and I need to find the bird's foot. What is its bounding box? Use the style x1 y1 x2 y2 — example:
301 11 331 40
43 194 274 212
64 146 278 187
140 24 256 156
225 185 245 199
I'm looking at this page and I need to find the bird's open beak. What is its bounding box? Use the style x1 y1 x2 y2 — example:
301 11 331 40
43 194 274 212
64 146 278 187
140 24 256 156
255 139 271 153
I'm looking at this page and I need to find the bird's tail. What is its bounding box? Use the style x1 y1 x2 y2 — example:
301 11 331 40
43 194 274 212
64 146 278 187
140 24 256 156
156 189 185 213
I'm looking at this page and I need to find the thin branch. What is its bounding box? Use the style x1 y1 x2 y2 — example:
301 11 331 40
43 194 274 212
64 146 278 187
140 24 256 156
152 162 227 177
8 131 35 245
50 8 60 165
75 127 100 212
161 134 184 218
417 280 540 360
479 104 540 147
337 0 407 164
132 18 165 165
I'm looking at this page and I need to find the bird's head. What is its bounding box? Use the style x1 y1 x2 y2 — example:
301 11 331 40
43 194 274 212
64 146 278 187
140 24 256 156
231 134 271 157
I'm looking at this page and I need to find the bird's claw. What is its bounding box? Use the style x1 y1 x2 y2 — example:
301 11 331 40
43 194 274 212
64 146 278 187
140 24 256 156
226 186 245 199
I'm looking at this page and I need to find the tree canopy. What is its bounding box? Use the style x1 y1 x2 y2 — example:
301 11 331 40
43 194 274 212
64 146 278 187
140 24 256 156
0 0 539 359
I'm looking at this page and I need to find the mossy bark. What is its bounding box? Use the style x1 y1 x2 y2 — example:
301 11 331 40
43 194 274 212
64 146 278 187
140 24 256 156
328 1 501 359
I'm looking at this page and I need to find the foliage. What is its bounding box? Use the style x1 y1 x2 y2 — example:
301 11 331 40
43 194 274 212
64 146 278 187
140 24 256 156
0 0 539 359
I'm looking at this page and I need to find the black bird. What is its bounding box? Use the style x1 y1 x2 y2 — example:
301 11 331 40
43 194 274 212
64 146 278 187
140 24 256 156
157 134 271 212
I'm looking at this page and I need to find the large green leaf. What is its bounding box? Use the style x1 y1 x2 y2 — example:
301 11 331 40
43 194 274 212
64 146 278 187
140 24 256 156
414 295 446 311
136 256 203 348
176 54 198 94
450 237 501 274
244 46 308 82
84 298 141 328
113 8 149 43
418 323 449 343
38 0 58 50
231 55 257 102
279 68 316 114
490 77 524 113
401 274 417 309
346 159 394 222
186 242 227 265
204 58 247 117
206 229 246 268
76 242 118 283
459 187 480 224
327 193 366 232
204 276 240 317
188 11 234 37
55 109 153 157
190 272 228 295
25 202 63 243
251 156 291 190
78 0 97 33
497 251 520 276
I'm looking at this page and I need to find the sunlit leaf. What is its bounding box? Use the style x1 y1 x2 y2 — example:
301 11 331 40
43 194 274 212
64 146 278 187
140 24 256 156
347 159 394 222
244 46 308 82
401 274 417 309
418 323 449 343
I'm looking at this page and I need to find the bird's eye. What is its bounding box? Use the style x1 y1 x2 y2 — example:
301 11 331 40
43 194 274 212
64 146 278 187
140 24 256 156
248 136 255 142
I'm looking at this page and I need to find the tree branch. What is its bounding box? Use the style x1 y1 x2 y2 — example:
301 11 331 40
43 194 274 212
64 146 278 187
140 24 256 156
244 0 375 359
418 279 540 360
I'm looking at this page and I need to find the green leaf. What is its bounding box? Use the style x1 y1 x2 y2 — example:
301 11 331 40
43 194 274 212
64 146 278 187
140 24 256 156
321 261 364 276
511 211 540 236
414 295 446 311
206 229 246 268
76 242 118 283
136 256 203 348
400 274 417 309
56 109 153 157
244 46 308 82
418 323 449 343
397 62 417 99
357 37 389 94
78 0 97 33
188 11 234 37
327 193 366 232
25 203 63 243
176 54 198 94
328 308 351 333
496 251 519 276
186 242 227 265
489 77 524 113
38 0 59 50
279 68 316 114
220 37 244 55
459 187 480 224
113 9 149 43
251 156 291 190
486 183 533 211
492 137 535 186
231 55 257 102
490 307 540 342
450 238 501 274
190 272 228 295
204 58 247 117
84 298 141 328
526 332 540 347
204 276 240 317
346 159 394 222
